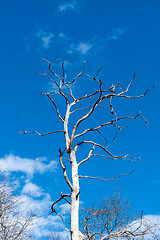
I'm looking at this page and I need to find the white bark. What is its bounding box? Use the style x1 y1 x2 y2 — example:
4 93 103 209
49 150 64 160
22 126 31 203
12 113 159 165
64 104 71 150
70 150 80 240
64 104 81 239
32 61 152 240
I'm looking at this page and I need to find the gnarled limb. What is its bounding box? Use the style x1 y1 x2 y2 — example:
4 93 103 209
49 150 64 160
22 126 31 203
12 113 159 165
50 192 71 223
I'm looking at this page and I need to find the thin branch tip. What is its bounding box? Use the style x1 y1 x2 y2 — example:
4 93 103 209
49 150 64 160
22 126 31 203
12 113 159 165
42 58 51 64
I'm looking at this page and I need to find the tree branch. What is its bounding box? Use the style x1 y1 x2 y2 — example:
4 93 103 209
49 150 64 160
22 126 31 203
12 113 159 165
66 61 86 84
17 129 64 136
42 59 69 104
92 154 141 162
50 192 71 223
74 112 147 139
59 148 73 190
70 105 92 114
75 141 140 161
78 146 95 166
78 170 135 182
41 93 64 123
42 58 62 83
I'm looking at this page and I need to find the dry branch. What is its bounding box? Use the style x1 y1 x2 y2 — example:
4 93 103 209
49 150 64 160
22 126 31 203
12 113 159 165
41 93 65 122
17 129 64 136
59 148 73 190
50 192 71 223
66 61 86 84
75 141 140 163
78 170 134 182
25 59 155 240
78 145 95 166
74 112 147 139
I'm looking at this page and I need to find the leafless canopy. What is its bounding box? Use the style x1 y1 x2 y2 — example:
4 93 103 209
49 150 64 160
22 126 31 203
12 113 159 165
20 59 154 239
80 191 160 240
0 173 36 240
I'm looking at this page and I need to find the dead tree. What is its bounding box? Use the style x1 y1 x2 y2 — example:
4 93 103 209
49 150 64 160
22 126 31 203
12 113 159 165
80 191 160 239
21 59 153 240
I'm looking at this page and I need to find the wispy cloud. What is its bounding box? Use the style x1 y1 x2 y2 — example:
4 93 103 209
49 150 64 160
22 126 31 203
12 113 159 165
57 0 78 13
36 28 54 49
68 42 93 55
107 27 126 40
25 25 54 51
25 24 126 63
0 154 57 178
76 42 93 54
66 28 125 56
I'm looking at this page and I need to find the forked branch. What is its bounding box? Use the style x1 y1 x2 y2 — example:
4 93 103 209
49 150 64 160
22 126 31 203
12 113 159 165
78 146 95 166
50 192 71 222
66 61 86 84
75 141 140 162
74 112 148 139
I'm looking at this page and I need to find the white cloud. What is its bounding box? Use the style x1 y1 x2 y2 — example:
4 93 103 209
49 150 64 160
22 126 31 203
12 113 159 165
18 193 70 239
68 42 93 55
36 29 54 49
124 215 160 239
107 27 126 40
41 34 54 48
57 0 78 13
101 215 160 240
0 154 69 239
14 192 67 239
25 25 54 51
19 193 51 215
59 203 71 214
0 154 57 177
22 181 44 197
76 42 93 54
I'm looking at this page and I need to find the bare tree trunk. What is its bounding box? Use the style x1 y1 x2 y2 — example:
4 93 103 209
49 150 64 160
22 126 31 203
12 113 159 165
24 59 153 240
70 150 80 240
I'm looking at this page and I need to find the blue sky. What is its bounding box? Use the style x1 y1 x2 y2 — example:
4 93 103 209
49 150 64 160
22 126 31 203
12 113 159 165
0 0 160 238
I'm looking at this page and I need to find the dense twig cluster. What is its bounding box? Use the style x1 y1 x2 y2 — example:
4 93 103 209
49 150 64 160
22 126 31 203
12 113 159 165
81 191 160 240
0 174 36 240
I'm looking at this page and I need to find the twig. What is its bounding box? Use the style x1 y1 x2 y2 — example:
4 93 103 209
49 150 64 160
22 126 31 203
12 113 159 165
17 129 64 136
75 141 140 161
79 170 135 182
78 146 95 166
